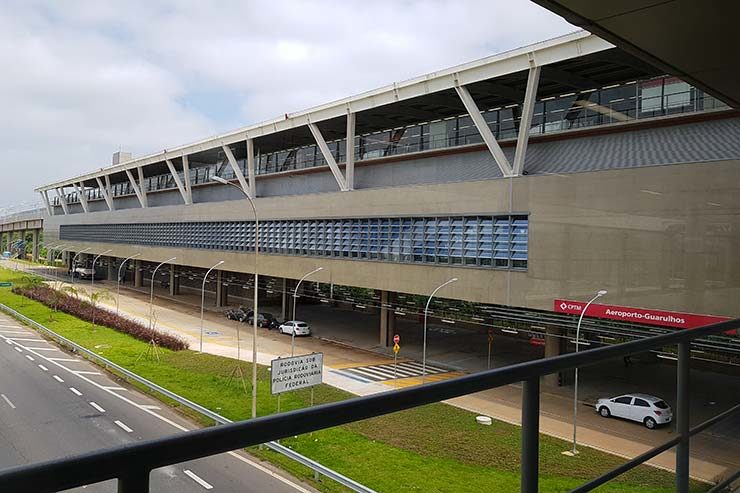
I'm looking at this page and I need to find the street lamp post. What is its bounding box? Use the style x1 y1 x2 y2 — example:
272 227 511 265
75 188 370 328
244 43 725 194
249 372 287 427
52 246 71 288
149 257 177 329
70 248 91 284
291 267 324 357
91 249 112 288
212 176 259 419
200 260 225 353
422 277 458 383
116 253 141 314
565 289 607 456
44 243 64 276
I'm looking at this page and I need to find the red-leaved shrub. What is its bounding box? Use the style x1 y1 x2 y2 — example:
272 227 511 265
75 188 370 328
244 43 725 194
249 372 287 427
13 286 188 351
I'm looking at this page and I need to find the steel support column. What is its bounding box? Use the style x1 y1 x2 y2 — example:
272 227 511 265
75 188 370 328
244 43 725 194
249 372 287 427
95 177 115 211
126 169 148 208
345 112 355 190
246 138 256 198
165 159 191 205
40 191 53 216
676 342 690 493
308 123 349 191
512 65 541 176
454 83 513 177
56 188 70 215
182 155 193 204
73 183 90 213
222 145 252 199
521 377 540 493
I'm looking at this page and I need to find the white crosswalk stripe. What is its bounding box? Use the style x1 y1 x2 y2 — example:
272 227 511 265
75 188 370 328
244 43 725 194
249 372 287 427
333 361 451 382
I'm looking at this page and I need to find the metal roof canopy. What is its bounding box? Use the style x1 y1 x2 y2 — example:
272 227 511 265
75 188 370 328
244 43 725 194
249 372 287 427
37 30 663 191
532 0 740 108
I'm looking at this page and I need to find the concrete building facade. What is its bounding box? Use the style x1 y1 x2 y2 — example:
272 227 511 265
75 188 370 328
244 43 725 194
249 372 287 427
33 31 740 358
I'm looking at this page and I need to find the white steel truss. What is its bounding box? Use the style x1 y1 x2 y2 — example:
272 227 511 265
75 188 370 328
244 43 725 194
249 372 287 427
165 159 191 205
73 183 89 213
454 83 513 177
308 123 349 191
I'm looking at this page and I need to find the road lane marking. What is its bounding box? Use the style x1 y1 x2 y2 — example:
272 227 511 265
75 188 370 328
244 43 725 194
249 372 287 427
9 338 46 343
0 330 31 334
14 346 23 353
48 357 80 362
0 329 311 493
25 347 59 351
25 355 35 361
1 394 16 409
140 405 161 410
183 470 213 490
89 402 105 413
4 340 13 345
69 387 82 396
53 375 64 383
38 364 49 371
114 420 133 433
73 371 102 376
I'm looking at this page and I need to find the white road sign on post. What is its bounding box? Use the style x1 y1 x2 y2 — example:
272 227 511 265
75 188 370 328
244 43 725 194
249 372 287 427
270 353 323 395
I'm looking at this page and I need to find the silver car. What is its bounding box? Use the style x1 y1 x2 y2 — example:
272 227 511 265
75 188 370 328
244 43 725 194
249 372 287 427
595 393 672 429
278 321 311 336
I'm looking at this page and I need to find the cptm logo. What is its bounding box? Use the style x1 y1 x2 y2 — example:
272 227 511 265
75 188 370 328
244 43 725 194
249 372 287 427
561 302 583 311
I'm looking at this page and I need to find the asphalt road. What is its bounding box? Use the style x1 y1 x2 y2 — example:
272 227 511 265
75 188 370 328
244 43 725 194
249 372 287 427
0 313 314 493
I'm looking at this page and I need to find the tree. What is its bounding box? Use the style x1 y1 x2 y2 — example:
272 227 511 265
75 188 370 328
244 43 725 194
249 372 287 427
17 275 44 307
86 289 114 328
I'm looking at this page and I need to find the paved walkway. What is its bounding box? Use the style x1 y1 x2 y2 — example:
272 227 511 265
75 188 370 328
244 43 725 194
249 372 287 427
10 263 740 484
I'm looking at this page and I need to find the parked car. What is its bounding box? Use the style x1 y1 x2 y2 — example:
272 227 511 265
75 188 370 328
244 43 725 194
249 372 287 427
225 306 248 322
595 393 672 429
247 312 279 329
71 266 97 280
278 321 311 336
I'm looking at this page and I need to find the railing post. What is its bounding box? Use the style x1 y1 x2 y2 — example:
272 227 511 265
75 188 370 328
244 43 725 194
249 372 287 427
521 377 540 493
118 469 150 493
676 342 690 493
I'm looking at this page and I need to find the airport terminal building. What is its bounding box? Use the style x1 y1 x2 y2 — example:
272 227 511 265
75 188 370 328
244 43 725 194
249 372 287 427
33 31 740 365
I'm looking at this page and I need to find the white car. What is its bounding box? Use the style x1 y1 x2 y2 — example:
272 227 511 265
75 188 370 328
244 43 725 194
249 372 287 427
71 266 97 279
278 321 311 336
595 393 672 429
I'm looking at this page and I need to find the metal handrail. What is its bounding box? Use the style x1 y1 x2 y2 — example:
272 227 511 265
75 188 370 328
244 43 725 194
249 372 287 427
0 303 375 493
0 301 737 492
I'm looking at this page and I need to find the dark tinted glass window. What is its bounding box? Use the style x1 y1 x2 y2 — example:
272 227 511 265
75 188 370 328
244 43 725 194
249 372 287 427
614 397 632 405
634 398 650 407
654 400 669 409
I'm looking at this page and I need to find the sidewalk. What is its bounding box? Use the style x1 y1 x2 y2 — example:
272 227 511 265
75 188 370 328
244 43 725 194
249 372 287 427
16 264 740 483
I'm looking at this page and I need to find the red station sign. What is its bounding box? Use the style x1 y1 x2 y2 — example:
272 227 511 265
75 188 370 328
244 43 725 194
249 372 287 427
554 299 732 331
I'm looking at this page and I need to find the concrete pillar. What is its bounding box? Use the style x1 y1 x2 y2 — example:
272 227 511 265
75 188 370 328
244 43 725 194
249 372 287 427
31 230 39 262
20 230 27 259
379 290 396 347
280 278 288 321
134 260 143 287
169 265 180 296
215 270 228 307
544 326 564 387
107 256 116 281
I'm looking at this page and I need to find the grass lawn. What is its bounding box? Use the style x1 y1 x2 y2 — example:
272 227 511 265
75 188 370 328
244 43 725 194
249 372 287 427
0 266 707 492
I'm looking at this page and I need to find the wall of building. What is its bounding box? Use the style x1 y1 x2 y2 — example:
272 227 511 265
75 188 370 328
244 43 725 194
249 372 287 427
43 157 740 318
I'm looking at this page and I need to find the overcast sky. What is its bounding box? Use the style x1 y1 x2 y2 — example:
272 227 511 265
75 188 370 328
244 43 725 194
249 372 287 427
0 0 573 212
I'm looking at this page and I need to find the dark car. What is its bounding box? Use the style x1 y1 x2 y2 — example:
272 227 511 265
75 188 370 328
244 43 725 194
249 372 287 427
225 306 248 322
246 312 278 329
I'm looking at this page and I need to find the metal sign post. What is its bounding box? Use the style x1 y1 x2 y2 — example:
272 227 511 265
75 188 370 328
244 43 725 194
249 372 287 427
392 334 400 386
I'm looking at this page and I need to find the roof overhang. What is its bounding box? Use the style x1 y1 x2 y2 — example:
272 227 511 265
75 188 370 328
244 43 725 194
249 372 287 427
531 0 740 108
37 30 621 192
